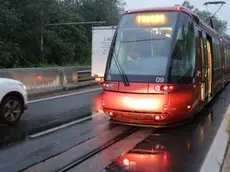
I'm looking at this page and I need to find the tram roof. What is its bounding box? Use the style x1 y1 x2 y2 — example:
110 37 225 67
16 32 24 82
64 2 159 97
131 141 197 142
124 6 227 41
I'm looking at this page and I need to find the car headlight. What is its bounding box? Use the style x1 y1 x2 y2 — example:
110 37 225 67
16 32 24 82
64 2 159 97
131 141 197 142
21 84 27 90
23 84 27 90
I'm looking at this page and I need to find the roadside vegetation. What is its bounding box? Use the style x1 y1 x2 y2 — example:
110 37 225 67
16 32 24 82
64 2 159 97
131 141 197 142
0 0 229 68
227 116 230 136
182 0 229 39
0 0 125 68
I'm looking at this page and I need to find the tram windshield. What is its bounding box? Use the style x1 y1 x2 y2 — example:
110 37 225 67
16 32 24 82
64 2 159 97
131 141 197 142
106 11 196 83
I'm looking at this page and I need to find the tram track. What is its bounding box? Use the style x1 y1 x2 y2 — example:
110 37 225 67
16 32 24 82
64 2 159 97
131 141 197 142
52 127 139 172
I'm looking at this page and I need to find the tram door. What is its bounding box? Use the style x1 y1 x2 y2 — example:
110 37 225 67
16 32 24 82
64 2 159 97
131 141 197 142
200 32 208 102
201 32 212 102
206 39 212 100
200 33 206 102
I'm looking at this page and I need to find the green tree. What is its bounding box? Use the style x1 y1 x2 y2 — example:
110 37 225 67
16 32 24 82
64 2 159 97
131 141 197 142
182 0 228 35
0 0 125 68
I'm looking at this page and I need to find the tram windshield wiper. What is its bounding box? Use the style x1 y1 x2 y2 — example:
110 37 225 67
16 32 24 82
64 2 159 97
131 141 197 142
110 35 129 86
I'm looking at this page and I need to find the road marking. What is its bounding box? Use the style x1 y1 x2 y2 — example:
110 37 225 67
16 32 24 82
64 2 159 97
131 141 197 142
200 107 230 172
29 112 105 139
28 88 102 104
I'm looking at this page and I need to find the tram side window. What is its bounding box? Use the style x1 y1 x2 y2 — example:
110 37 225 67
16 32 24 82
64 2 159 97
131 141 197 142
228 48 230 67
228 48 229 67
170 14 196 82
227 47 230 67
229 48 230 67
227 48 229 67
213 39 218 70
225 47 228 67
217 39 221 68
212 38 221 70
212 39 216 69
227 48 228 67
226 48 227 64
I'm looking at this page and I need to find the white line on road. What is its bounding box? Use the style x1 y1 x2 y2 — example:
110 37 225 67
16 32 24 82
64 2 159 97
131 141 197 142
200 107 230 172
28 88 102 104
29 112 104 139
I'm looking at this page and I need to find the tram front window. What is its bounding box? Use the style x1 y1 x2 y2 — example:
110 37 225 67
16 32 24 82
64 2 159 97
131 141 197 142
106 11 196 84
115 28 171 75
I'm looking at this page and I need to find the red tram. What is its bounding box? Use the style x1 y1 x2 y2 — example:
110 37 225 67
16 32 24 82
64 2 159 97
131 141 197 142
95 6 230 127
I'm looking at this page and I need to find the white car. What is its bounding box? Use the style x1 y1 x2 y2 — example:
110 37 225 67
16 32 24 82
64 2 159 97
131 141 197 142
0 78 28 125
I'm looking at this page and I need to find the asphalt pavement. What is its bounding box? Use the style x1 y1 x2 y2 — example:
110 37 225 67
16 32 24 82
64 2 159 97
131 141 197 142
0 88 101 148
0 84 229 172
102 85 230 172
25 88 101 134
0 113 114 172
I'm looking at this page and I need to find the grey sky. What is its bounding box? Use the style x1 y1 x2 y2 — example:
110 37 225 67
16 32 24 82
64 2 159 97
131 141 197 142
124 0 230 34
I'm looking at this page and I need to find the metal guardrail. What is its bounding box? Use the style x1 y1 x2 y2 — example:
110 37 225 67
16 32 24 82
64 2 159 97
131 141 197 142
78 70 92 81
0 66 95 94
56 69 93 91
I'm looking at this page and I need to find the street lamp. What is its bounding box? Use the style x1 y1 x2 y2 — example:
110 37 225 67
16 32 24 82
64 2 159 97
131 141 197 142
204 1 226 28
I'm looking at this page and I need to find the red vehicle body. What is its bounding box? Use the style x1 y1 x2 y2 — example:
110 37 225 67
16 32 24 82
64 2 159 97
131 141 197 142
95 6 230 127
114 134 192 172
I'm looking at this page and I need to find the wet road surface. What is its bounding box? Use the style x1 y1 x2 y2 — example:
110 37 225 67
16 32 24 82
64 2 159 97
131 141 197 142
0 84 229 172
25 89 101 134
102 85 230 172
0 89 101 148
0 114 116 172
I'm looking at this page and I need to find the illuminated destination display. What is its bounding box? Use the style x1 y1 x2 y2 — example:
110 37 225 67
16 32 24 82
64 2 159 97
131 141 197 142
135 14 167 25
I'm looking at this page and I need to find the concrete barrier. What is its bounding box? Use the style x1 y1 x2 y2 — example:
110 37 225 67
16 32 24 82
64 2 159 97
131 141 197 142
0 66 97 95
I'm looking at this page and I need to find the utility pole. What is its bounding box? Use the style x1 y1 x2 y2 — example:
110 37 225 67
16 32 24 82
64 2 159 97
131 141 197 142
44 21 106 26
41 10 44 58
204 1 226 29
40 21 106 58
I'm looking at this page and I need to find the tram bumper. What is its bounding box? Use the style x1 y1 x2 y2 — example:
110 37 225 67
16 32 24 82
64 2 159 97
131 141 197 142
99 91 192 126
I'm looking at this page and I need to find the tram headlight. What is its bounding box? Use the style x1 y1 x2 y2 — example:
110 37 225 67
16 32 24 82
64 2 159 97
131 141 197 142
154 85 174 92
154 85 160 91
123 158 129 166
123 97 159 110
